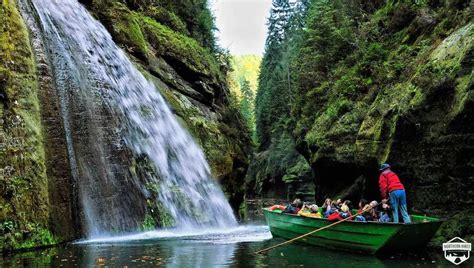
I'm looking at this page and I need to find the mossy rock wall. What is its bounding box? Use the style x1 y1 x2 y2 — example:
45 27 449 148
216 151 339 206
0 0 76 251
248 1 473 244
291 2 473 242
1 0 250 251
245 131 314 201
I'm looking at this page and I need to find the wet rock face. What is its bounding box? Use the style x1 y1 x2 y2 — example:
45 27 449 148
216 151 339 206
83 2 251 212
1 0 77 251
0 74 8 106
1 0 250 251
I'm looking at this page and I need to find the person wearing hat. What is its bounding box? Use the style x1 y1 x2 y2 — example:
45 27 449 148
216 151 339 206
379 163 411 223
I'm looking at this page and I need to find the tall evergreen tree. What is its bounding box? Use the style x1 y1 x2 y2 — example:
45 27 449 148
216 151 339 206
239 79 255 132
256 0 310 150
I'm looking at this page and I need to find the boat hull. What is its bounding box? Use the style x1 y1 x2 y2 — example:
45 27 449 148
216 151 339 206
263 209 442 254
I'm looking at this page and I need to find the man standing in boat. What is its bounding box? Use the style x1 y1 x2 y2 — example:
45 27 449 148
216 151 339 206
379 163 411 223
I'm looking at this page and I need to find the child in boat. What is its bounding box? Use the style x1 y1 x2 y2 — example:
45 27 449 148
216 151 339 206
326 200 349 221
298 204 322 218
327 202 351 221
355 200 379 222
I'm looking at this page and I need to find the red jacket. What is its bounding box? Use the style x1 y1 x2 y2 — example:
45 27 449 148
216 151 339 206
379 169 405 199
327 211 343 222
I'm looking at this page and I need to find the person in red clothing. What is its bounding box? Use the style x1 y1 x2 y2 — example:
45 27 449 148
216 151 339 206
379 163 411 223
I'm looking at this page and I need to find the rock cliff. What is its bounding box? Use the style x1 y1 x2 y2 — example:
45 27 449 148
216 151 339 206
252 1 473 243
0 0 250 251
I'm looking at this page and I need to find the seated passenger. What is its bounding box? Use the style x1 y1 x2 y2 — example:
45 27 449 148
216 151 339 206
355 199 368 222
298 202 311 212
327 202 351 222
378 200 392 222
362 201 379 221
339 203 352 219
321 198 332 215
298 204 322 218
324 200 339 218
283 198 302 214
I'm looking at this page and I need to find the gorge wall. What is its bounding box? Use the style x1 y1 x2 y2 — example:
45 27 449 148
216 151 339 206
1 0 250 251
251 0 473 244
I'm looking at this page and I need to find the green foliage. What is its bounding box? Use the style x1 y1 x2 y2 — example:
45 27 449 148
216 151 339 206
239 79 255 132
156 0 217 51
247 125 312 198
0 221 58 251
248 0 313 199
230 55 262 93
110 5 149 57
140 214 156 231
100 3 222 80
93 0 217 51
256 0 310 150
430 213 474 247
142 6 188 35
140 15 221 78
288 0 473 166
254 1 473 244
227 55 262 142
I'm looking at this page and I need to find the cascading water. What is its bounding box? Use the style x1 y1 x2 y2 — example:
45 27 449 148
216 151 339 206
25 0 237 237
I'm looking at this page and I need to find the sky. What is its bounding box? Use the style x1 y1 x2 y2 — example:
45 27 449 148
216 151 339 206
210 0 273 55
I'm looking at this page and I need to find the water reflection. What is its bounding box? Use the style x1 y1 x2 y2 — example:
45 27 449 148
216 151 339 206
165 242 236 267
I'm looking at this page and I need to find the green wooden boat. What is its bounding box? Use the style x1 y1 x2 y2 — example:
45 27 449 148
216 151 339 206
263 208 443 254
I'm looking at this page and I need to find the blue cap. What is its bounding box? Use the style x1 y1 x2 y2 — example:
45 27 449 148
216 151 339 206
379 163 391 171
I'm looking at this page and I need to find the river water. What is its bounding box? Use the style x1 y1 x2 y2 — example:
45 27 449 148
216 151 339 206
1 222 455 267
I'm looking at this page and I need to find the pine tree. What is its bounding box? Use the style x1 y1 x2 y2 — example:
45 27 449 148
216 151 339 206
256 0 310 150
239 79 255 132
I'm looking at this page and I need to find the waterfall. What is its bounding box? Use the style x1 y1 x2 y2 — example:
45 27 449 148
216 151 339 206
25 0 237 237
